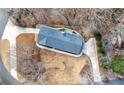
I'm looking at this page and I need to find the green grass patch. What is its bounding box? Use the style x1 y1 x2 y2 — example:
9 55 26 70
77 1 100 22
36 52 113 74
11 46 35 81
110 56 124 75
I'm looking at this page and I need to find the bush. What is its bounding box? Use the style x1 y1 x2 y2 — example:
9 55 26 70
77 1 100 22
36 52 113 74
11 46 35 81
16 17 21 24
93 31 105 55
98 47 105 55
93 31 102 41
110 56 124 75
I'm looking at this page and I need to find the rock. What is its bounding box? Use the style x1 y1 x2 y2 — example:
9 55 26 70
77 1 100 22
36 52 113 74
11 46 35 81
111 36 118 45
9 8 116 35
114 73 124 79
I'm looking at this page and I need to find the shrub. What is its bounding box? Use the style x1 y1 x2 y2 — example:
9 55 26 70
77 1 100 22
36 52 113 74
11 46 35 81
93 31 105 55
93 31 102 41
98 47 105 55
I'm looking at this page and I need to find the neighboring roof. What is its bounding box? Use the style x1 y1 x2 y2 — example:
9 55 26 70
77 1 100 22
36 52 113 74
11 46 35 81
37 26 84 55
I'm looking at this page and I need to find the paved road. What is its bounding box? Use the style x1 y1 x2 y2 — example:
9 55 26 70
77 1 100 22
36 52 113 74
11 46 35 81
104 79 124 85
0 9 19 84
0 8 8 84
0 9 9 38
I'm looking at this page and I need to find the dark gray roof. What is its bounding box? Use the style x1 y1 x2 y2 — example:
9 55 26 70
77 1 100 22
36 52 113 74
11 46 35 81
37 26 84 55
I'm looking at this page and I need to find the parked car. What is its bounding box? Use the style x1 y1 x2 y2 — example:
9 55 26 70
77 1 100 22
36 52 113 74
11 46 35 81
36 26 85 57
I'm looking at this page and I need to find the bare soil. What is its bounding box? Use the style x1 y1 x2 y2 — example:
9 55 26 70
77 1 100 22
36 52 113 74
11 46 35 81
0 39 11 72
16 34 92 84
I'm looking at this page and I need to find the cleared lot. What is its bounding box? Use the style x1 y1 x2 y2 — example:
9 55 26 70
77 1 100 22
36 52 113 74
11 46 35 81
16 34 92 84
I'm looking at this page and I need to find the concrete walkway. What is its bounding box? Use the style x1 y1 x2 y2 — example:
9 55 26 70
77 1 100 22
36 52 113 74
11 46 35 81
84 38 102 84
2 20 39 79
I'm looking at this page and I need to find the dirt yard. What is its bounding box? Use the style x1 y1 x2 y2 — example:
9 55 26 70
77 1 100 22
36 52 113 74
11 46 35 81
0 39 11 72
16 34 93 84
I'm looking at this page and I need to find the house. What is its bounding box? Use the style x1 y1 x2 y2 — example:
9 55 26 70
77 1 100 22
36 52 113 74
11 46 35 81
37 26 84 56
